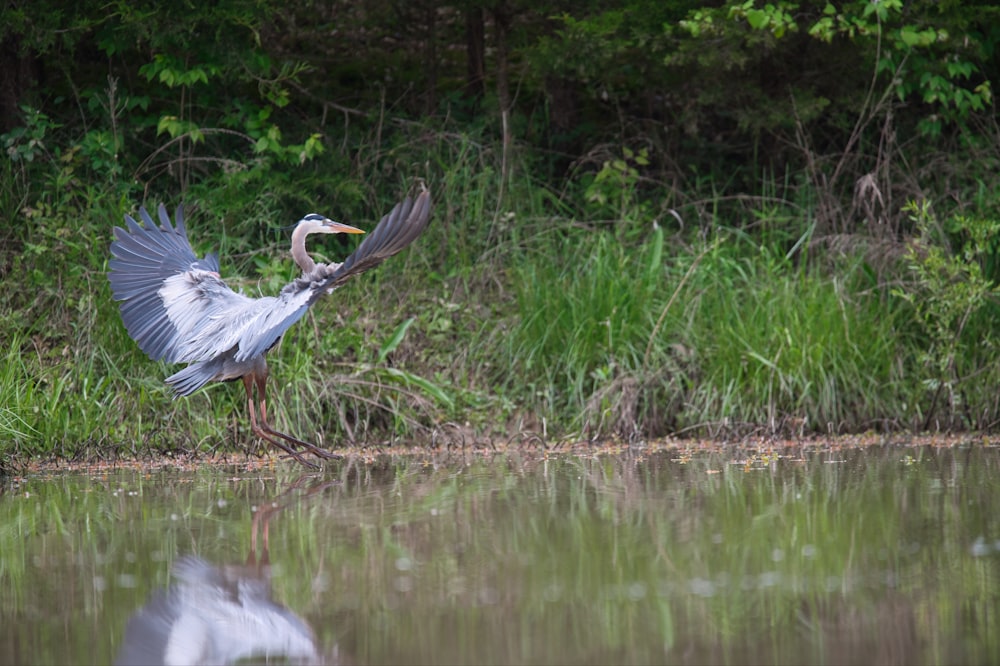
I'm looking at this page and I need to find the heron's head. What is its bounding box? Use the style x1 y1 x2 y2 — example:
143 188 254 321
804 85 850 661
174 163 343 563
297 214 365 236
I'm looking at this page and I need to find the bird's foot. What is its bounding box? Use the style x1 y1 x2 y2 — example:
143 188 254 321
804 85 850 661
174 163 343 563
256 423 343 465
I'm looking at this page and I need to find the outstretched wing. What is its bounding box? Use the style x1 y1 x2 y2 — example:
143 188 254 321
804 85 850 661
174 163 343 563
108 204 256 364
233 188 433 362
310 187 433 301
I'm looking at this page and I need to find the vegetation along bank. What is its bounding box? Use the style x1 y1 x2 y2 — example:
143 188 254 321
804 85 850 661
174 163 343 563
2 1 999 463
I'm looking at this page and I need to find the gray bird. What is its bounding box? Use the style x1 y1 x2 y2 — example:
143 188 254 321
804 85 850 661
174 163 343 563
115 555 322 666
108 186 432 466
116 476 339 665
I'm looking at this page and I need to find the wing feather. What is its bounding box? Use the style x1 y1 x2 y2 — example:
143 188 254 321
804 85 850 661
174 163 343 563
234 188 433 362
109 204 243 363
110 189 432 371
310 188 433 301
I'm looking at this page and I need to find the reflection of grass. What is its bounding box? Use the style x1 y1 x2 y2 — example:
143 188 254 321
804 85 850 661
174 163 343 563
2 449 998 664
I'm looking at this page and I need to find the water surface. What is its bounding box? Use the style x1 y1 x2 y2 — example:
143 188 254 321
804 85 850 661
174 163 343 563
2 445 998 665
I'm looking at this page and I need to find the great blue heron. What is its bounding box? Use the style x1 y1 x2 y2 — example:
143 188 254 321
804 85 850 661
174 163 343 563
108 186 432 467
116 476 338 665
115 555 322 666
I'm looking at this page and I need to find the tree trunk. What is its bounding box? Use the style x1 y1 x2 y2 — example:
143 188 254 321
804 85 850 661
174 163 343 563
492 1 512 189
423 0 438 115
464 7 485 103
0 34 34 133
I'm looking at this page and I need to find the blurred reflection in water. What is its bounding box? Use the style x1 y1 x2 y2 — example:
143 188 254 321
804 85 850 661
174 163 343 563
5 447 1000 665
115 555 320 665
116 476 337 666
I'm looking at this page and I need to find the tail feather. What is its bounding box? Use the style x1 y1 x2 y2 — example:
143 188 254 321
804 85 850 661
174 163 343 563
165 361 222 397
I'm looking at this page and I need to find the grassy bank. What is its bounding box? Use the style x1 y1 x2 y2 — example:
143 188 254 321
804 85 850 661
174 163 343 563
2 119 1000 465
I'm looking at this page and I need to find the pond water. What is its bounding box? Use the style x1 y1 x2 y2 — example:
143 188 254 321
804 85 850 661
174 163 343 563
1 444 999 665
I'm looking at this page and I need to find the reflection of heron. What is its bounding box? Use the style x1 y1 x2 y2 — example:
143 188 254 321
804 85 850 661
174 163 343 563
108 187 432 467
115 555 320 666
116 476 337 666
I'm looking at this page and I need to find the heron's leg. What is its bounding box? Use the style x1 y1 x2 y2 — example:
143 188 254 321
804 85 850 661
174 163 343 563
260 516 271 566
249 507 260 566
254 371 341 461
242 374 318 469
248 500 274 567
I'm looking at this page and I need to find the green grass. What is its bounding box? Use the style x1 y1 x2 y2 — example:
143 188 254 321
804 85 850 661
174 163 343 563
496 223 669 433
3 117 1000 462
0 335 39 447
495 222 918 439
673 242 911 436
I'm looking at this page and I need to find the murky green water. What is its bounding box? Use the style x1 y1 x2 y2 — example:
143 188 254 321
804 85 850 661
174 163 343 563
2 445 999 665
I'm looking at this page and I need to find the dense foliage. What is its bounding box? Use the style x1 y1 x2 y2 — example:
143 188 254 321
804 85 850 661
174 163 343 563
2 0 1000 461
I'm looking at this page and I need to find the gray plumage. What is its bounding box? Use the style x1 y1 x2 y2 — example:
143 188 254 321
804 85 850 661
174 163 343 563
108 187 432 466
115 556 320 666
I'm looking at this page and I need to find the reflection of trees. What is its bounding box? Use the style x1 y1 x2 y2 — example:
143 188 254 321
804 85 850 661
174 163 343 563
322 449 998 664
116 475 338 666
107 448 997 665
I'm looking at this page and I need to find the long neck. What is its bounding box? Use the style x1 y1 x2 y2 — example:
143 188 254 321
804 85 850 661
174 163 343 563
290 224 316 274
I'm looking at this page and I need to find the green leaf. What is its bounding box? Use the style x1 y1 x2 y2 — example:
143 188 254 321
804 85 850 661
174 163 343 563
193 68 209 85
898 27 919 47
156 115 179 137
377 317 416 364
746 9 768 30
384 367 454 409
